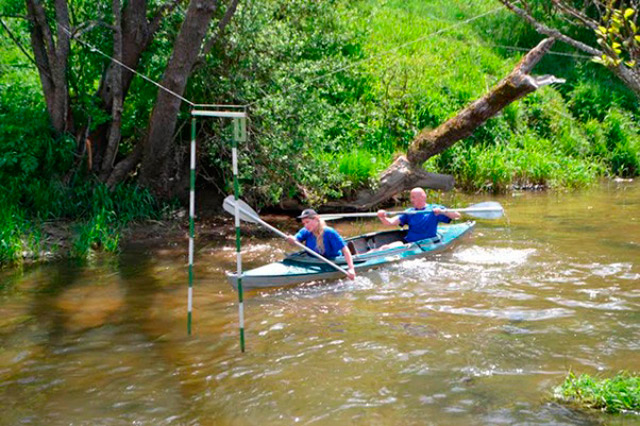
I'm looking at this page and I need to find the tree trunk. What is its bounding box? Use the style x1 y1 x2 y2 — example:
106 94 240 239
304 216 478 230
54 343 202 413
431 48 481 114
610 65 640 98
25 0 72 134
99 0 124 180
137 0 220 197
94 0 183 176
335 37 562 210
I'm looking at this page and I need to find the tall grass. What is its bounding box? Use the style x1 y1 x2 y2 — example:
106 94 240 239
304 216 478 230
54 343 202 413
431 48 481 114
554 372 640 414
338 149 390 189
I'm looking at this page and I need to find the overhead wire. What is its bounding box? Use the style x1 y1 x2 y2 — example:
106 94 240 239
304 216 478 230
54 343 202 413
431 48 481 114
245 6 506 108
58 24 196 107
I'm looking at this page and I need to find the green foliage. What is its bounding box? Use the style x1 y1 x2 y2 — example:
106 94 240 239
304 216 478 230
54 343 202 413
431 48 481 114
338 149 390 189
70 207 119 259
602 108 640 177
554 372 640 414
593 3 639 68
189 0 374 206
1 0 640 226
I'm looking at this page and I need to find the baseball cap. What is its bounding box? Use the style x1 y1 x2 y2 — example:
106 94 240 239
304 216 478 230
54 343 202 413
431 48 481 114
297 209 318 219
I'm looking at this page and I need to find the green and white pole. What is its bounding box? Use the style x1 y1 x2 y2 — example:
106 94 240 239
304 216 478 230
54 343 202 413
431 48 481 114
233 117 246 352
188 109 247 349
188 116 196 335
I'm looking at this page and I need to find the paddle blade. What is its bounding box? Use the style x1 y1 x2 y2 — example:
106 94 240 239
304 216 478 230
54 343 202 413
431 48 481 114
462 201 504 219
222 196 260 223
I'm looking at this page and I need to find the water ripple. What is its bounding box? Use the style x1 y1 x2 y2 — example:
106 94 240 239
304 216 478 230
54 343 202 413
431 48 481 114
453 246 536 265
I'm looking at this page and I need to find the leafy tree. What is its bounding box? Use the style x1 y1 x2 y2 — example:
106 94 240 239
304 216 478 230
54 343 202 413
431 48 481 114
1 0 239 198
498 0 640 99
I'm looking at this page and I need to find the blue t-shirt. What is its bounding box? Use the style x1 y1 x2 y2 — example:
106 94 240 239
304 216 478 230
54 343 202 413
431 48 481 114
399 206 451 243
295 227 346 259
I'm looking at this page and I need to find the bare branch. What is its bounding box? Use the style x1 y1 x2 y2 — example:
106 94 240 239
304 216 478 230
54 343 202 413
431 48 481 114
0 17 45 74
552 0 600 30
201 0 240 58
72 20 114 38
498 0 602 57
149 0 185 35
0 13 29 19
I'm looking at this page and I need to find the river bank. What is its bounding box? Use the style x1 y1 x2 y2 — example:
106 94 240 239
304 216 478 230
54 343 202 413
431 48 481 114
2 178 636 269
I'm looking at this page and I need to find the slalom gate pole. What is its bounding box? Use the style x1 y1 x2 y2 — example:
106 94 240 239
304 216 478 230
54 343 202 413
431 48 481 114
232 118 245 352
188 117 196 335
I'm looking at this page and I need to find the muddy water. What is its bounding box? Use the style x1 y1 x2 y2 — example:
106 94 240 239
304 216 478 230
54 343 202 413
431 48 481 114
1 181 638 426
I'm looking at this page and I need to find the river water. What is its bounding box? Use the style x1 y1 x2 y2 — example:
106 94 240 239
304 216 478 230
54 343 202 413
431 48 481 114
1 182 638 426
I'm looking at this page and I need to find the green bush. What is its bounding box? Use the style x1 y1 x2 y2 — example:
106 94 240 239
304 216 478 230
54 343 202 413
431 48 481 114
602 109 640 177
554 372 640 414
338 149 390 189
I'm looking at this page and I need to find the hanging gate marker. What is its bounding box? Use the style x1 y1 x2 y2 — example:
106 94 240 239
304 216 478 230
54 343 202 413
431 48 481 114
188 108 248 353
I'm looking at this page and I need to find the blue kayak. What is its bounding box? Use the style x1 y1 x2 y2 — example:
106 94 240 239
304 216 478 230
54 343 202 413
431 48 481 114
227 221 475 290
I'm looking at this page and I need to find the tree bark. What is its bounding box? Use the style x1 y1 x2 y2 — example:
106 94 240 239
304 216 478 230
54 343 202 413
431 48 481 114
99 0 124 179
335 37 562 210
137 0 222 197
25 0 72 134
93 0 184 175
97 0 183 113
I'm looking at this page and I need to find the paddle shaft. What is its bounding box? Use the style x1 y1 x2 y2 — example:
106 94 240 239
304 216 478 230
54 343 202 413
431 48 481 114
233 204 350 276
320 206 501 220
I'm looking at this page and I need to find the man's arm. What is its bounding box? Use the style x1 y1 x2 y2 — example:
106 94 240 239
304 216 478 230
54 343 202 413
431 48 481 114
377 210 402 226
433 208 461 220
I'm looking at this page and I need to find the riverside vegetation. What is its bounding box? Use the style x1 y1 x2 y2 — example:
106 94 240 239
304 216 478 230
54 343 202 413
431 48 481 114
1 0 639 265
554 372 640 414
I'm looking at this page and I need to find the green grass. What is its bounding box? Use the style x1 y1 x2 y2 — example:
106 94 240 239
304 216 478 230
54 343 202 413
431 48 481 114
554 372 640 414
0 181 160 266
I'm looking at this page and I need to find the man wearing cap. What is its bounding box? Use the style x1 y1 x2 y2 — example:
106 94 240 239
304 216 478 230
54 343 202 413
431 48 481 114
286 209 356 280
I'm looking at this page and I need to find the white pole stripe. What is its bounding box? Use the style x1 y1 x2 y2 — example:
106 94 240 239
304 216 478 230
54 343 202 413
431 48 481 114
239 303 244 328
189 190 195 218
188 287 193 311
232 148 238 175
236 253 242 273
189 238 194 265
190 140 196 169
191 110 246 118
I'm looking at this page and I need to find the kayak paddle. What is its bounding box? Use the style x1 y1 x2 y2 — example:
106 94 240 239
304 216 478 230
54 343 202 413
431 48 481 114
319 201 504 221
222 196 351 277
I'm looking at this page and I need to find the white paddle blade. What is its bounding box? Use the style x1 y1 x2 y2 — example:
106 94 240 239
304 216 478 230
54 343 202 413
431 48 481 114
462 202 504 219
222 196 260 223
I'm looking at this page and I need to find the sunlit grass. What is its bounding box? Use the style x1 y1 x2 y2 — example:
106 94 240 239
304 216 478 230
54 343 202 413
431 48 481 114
554 372 640 414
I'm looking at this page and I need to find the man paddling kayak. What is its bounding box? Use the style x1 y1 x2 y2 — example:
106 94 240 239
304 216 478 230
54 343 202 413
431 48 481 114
377 187 461 243
286 209 356 280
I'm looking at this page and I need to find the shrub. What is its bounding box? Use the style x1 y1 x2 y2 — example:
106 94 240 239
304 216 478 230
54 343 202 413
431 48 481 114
554 372 640 414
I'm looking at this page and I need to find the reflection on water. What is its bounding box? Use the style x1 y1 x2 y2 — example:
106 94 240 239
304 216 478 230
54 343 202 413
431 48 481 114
1 182 639 425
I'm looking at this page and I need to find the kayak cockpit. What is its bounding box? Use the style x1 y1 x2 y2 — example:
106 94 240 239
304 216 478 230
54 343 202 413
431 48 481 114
284 229 410 265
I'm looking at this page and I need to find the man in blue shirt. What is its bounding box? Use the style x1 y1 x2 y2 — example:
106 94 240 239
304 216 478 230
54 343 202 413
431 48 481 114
377 187 461 243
